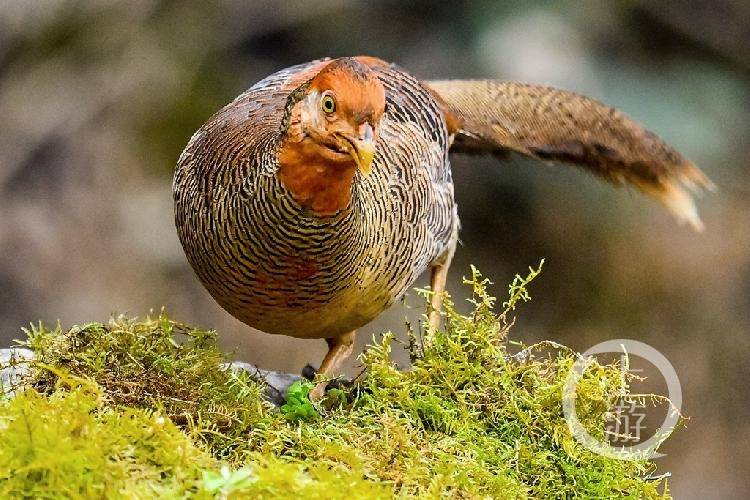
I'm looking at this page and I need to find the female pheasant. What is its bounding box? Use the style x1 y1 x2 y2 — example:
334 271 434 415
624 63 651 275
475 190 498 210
174 57 712 397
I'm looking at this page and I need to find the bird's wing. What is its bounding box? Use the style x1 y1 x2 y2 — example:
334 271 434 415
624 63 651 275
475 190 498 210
425 79 714 230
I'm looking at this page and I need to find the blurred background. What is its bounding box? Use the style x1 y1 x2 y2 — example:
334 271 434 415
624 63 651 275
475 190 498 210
1 0 748 497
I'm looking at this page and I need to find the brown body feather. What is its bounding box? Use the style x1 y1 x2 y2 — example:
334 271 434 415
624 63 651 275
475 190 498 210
174 59 456 340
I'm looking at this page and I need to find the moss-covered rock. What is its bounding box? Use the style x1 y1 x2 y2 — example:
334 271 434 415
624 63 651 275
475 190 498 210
0 266 674 498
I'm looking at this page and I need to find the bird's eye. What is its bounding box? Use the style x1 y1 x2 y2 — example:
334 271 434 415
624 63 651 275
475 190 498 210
321 94 336 114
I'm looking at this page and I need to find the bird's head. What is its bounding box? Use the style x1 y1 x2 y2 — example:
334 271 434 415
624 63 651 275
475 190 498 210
294 58 386 176
278 57 387 215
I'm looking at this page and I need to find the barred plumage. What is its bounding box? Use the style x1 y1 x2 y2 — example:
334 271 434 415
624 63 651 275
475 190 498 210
174 57 711 395
175 59 456 342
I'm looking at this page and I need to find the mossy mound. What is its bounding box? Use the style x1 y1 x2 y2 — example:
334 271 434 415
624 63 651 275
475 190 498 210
0 266 673 498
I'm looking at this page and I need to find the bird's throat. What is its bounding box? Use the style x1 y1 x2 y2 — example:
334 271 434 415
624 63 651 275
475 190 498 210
277 138 357 216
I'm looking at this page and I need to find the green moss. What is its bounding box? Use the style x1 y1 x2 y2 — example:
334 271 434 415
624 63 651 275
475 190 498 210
1 266 674 498
0 378 213 498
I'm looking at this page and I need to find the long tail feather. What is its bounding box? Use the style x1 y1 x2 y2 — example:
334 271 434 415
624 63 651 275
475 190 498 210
426 80 714 231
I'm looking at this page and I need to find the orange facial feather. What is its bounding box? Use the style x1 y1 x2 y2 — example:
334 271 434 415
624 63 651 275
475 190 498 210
278 139 357 215
308 59 385 124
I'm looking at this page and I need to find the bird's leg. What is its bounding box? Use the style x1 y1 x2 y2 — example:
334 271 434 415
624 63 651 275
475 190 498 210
428 241 456 330
309 330 355 400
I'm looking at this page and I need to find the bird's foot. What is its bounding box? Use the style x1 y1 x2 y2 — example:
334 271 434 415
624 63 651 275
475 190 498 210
302 364 352 401
308 381 327 401
302 364 330 401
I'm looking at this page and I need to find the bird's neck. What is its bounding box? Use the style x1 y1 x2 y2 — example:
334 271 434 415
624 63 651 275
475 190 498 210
277 135 358 217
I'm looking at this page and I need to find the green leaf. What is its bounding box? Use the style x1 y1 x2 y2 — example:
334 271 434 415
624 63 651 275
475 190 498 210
280 380 319 422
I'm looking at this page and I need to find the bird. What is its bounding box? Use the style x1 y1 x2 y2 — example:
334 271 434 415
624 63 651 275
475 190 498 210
174 56 713 399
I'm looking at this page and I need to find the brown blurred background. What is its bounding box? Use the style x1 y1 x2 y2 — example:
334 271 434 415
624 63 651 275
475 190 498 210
1 1 748 497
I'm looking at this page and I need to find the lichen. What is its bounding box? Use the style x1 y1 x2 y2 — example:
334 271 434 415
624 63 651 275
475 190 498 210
0 266 674 498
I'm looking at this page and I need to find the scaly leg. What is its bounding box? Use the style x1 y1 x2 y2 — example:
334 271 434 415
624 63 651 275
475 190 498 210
309 330 355 400
429 240 456 330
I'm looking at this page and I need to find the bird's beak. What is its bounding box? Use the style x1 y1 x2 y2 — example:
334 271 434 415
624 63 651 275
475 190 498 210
347 123 376 176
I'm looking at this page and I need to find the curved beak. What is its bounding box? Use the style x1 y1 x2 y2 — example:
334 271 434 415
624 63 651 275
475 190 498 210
346 123 376 176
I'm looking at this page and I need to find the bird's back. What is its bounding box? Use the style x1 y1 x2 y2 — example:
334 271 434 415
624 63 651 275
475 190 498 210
174 60 457 339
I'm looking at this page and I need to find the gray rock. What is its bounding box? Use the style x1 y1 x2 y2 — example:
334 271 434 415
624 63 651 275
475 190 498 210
221 361 302 406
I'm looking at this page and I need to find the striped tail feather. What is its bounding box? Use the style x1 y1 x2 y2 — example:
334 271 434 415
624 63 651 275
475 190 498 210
425 80 715 231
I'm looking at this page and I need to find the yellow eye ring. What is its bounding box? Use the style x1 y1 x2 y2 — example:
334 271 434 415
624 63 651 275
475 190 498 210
321 94 336 114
